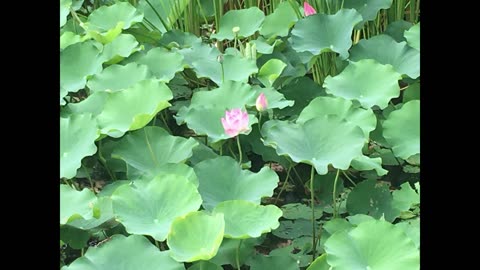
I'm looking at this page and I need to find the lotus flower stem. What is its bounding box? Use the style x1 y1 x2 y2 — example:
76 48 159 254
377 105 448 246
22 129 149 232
309 165 317 262
274 165 293 205
235 239 243 269
332 169 341 218
236 136 243 165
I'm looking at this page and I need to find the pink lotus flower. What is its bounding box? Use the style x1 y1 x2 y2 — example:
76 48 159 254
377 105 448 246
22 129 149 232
304 2 317 16
221 108 250 137
256 93 268 111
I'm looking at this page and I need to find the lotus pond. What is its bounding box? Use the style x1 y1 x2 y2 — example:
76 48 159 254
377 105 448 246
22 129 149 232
60 0 420 269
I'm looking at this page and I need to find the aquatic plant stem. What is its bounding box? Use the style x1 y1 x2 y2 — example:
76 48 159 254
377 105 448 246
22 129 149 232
332 169 341 218
274 165 293 204
236 239 243 269
309 165 316 262
236 136 243 165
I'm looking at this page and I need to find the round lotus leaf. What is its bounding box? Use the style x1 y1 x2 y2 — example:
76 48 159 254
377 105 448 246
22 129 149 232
167 211 225 262
343 0 393 28
260 1 299 38
346 179 400 222
258 59 288 88
60 113 99 179
61 234 184 270
277 77 326 119
60 225 90 249
60 31 85 50
212 200 282 238
382 100 420 159
307 254 330 270
133 163 199 187
100 34 142 64
349 34 420 79
111 174 202 241
160 29 202 49
404 23 420 51
324 219 419 270
188 261 222 270
297 96 376 138
272 219 314 239
193 156 279 211
392 182 420 212
403 82 420 103
351 155 388 176
60 40 103 94
262 116 365 175
211 7 265 41
290 9 362 59
60 185 97 224
247 253 300 270
96 79 173 137
112 126 198 175
87 62 150 92
178 41 220 68
60 0 72 27
395 218 420 249
137 47 184 82
85 2 143 32
250 37 282 54
384 20 413 42
68 197 115 231
324 59 402 109
281 203 323 220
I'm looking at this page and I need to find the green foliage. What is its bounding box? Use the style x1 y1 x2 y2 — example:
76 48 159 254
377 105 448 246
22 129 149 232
60 1 419 269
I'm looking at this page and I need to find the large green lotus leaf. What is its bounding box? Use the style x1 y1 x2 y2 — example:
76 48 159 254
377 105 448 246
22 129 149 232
60 40 103 94
160 29 202 49
96 79 173 137
281 203 323 220
212 200 282 238
98 180 131 197
61 234 184 270
60 31 89 50
65 92 108 118
343 0 392 28
307 254 330 270
277 77 326 119
188 261 222 270
324 59 402 109
403 82 420 103
86 62 150 92
404 23 420 51
188 142 219 166
269 237 318 267
392 182 420 212
111 175 202 241
290 9 362 59
60 0 72 27
167 211 225 262
210 237 263 266
60 113 99 179
257 59 287 88
351 155 388 176
346 214 376 225
297 96 376 138
395 218 420 249
382 100 420 159
346 179 400 222
260 1 298 38
349 34 420 79
129 163 199 187
100 34 142 64
60 185 97 224
85 2 143 32
324 220 419 270
193 156 279 211
250 37 282 55
211 7 265 41
68 197 115 231
137 47 184 82
272 219 314 239
60 225 90 249
112 126 198 175
178 41 220 68
247 253 300 270
384 20 413 42
262 116 365 175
